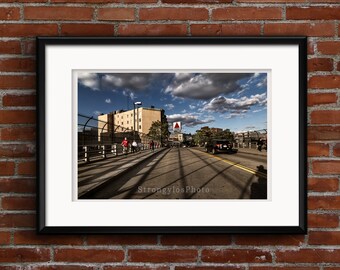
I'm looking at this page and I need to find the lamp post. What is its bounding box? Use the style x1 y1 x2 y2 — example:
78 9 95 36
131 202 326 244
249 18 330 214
133 101 142 140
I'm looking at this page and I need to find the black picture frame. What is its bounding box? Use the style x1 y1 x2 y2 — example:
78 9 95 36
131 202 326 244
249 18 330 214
37 37 307 234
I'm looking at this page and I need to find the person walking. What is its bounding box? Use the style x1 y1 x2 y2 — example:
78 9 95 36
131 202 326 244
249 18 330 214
132 140 138 153
121 137 129 157
150 140 155 152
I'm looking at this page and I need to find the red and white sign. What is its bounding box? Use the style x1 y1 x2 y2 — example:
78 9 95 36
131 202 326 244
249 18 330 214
173 122 182 132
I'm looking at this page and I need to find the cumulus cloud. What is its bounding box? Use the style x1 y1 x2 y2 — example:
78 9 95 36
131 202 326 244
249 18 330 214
78 73 173 92
189 104 196 109
167 113 214 127
165 104 175 110
105 98 111 104
165 73 255 100
203 93 267 114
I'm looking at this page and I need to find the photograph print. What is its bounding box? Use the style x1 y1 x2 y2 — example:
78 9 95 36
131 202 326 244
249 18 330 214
77 72 268 200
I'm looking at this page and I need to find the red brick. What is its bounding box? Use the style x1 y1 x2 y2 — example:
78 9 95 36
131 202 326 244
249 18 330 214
0 248 50 263
53 0 156 2
14 231 83 245
27 266 95 270
317 41 340 55
191 24 261 36
309 76 340 89
310 214 337 228
0 111 35 124
264 23 335 37
0 75 35 89
308 58 333 72
118 24 187 36
309 231 340 245
287 7 340 20
2 196 35 210
334 143 340 157
308 41 314 55
201 249 272 263
308 177 339 192
0 214 35 228
140 8 208 21
309 196 340 210
0 232 11 245
310 0 340 2
308 93 337 106
3 94 36 107
163 0 231 3
276 249 340 263
238 0 306 2
311 111 340 124
0 144 35 158
61 24 114 36
0 8 20 20
161 235 231 245
128 249 197 263
87 235 157 245
98 8 135 21
104 267 169 270
308 143 329 157
25 7 93 20
55 249 124 262
212 7 282 21
249 266 319 270
0 24 58 37
0 162 15 176
0 127 36 141
0 59 35 72
313 160 340 174
338 62 340 72
175 266 245 270
0 41 21 54
0 179 35 193
0 0 47 2
17 161 36 176
22 40 35 55
234 235 304 246
308 126 340 141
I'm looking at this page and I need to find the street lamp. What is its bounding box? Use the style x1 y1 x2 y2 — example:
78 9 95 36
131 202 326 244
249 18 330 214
133 101 142 140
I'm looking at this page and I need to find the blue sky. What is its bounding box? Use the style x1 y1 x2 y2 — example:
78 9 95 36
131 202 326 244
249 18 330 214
78 72 267 134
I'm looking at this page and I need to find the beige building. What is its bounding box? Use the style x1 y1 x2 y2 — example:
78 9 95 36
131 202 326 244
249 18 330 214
98 107 162 141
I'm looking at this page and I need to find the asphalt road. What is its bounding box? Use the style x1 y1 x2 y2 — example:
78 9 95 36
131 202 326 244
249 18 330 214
90 147 267 199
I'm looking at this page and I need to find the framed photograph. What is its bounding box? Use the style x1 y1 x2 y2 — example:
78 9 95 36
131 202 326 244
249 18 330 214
37 37 307 234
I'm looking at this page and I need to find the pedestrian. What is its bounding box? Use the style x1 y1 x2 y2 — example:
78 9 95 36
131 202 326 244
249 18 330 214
150 140 155 152
121 137 129 157
132 140 137 153
257 138 264 152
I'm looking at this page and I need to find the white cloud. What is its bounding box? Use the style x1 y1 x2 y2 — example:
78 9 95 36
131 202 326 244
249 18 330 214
165 73 256 100
167 113 214 127
189 104 196 109
165 104 175 110
203 93 267 114
93 110 102 116
105 98 111 104
78 72 100 90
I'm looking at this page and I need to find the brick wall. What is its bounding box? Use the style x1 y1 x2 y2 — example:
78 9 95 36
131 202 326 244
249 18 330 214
0 0 339 268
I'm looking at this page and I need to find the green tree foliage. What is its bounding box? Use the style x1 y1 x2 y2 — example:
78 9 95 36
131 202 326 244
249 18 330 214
147 114 170 145
193 127 234 146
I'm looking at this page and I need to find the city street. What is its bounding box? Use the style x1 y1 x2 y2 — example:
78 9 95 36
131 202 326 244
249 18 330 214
84 147 267 199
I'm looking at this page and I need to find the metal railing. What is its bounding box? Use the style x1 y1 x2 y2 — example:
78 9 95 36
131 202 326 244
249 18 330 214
233 129 267 150
78 114 161 163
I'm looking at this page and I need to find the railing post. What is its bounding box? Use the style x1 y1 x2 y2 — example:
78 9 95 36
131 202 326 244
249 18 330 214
101 145 106 158
84 146 89 163
112 144 117 156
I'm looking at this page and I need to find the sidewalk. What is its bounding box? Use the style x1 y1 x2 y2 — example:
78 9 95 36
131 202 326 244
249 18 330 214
78 148 165 198
235 147 267 157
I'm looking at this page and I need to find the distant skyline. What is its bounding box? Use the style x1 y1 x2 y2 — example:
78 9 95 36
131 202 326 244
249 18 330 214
78 72 267 134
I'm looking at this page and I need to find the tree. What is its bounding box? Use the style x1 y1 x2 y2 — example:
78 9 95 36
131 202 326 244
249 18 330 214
147 113 170 145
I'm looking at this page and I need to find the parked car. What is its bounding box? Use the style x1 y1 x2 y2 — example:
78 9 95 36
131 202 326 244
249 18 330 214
205 139 238 154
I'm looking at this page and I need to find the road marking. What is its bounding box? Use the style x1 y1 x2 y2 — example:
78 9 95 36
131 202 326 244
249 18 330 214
190 149 267 179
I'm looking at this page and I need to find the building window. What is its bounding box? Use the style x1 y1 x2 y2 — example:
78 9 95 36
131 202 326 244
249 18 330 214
139 118 141 122
127 121 129 124
139 125 141 130
131 126 133 130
